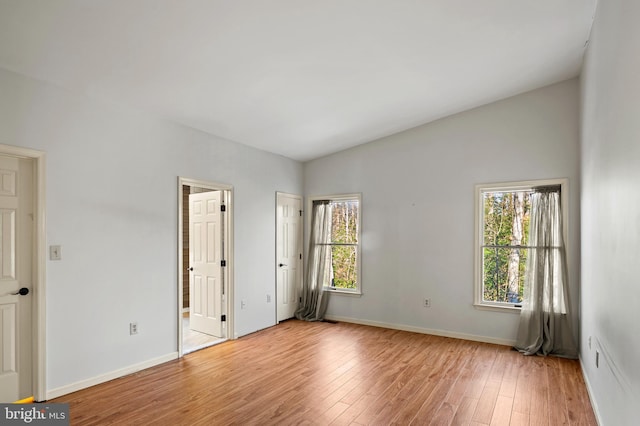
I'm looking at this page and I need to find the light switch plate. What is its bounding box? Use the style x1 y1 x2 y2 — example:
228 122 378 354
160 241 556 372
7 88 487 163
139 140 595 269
50 245 61 260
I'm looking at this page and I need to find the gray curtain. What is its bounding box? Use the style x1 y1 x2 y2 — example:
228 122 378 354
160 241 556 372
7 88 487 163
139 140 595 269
514 187 578 358
296 200 331 321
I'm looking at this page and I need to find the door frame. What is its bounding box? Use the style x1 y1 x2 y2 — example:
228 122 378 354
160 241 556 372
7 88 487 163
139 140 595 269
177 177 234 357
275 192 303 323
0 144 46 402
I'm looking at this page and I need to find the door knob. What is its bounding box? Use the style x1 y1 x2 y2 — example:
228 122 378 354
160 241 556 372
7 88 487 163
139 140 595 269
279 263 287 267
14 288 29 296
189 267 194 271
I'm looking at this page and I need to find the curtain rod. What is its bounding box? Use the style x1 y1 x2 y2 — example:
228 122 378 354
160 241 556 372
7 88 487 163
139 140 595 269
533 185 561 193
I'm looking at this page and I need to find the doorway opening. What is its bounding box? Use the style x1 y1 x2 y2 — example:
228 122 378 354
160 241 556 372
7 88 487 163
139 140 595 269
177 177 234 356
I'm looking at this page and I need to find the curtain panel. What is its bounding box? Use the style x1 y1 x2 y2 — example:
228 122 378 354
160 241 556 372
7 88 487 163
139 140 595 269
296 200 331 321
514 188 577 358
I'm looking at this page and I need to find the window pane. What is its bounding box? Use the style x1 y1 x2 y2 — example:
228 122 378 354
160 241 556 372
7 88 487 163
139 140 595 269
330 200 358 244
483 247 527 303
483 191 531 246
330 245 357 289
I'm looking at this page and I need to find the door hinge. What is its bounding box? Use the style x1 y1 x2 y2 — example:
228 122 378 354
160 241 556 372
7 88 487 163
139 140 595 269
221 204 226 212
299 253 302 260
221 314 226 322
299 210 303 216
221 260 227 267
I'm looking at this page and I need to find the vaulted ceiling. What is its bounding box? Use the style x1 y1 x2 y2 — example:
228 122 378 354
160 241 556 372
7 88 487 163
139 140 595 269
0 1 597 161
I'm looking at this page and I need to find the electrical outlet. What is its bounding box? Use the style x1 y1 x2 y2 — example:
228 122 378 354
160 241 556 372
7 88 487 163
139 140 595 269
588 336 591 350
241 299 246 309
424 298 431 307
267 294 271 303
130 322 138 335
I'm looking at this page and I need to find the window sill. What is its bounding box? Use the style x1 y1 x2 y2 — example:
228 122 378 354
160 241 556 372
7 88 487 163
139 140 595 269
324 287 362 297
473 303 522 313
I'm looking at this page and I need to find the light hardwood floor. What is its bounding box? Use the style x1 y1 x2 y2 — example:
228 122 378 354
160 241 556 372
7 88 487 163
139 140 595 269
52 320 597 425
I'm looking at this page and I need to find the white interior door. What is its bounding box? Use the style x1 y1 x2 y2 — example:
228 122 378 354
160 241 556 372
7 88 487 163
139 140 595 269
189 191 224 338
276 193 302 322
0 155 33 402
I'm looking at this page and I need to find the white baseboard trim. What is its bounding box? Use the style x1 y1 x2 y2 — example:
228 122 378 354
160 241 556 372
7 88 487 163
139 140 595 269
46 352 179 400
579 355 602 426
324 315 517 347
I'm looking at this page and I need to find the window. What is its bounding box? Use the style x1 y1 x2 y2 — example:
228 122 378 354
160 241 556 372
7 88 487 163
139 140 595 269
474 179 567 310
308 194 361 294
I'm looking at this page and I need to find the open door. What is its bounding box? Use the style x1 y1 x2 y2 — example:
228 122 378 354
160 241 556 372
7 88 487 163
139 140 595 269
276 193 302 322
189 191 224 338
0 155 33 402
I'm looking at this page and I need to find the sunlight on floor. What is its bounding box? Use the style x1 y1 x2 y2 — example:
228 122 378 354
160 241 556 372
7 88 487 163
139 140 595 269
182 313 226 354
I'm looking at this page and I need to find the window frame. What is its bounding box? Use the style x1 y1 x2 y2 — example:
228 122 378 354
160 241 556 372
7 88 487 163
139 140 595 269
474 178 568 312
306 193 362 296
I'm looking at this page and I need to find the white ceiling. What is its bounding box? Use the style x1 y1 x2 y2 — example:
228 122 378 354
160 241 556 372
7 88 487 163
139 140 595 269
0 1 597 161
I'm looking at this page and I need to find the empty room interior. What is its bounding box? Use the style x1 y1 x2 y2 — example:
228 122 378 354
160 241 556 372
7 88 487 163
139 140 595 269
0 1 638 425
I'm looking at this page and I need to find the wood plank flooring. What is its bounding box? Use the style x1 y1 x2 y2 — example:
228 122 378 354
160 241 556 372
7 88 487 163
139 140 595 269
52 320 597 425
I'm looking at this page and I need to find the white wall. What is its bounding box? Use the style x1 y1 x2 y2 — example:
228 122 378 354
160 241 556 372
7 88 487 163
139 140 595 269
580 0 640 423
0 68 303 393
305 79 581 345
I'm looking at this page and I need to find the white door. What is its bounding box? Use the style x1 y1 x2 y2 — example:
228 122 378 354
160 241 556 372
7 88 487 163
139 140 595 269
189 191 224 337
0 155 33 402
276 193 302 322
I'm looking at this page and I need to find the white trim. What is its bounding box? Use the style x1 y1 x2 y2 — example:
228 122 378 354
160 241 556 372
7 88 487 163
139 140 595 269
34 151 46 403
0 144 47 402
46 352 178 400
306 193 362 294
275 191 303 199
325 287 362 296
473 178 569 311
324 315 517 347
177 177 235 359
472 303 522 314
579 356 602 426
